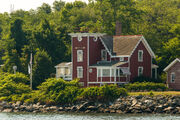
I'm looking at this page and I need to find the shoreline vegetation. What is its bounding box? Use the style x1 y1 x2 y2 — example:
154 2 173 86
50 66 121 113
0 72 179 114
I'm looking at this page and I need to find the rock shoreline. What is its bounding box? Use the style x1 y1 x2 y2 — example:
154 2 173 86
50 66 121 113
0 95 180 114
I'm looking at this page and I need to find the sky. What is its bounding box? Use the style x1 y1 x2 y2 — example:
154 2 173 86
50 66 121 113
0 0 88 13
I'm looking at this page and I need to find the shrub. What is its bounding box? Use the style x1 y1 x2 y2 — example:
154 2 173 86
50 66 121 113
81 84 128 102
0 72 31 101
125 82 167 91
36 78 81 104
132 76 163 83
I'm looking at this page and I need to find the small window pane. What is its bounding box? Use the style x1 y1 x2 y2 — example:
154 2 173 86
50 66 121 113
77 67 83 78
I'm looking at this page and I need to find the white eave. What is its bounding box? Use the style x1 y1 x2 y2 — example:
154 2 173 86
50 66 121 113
164 58 180 72
69 33 106 37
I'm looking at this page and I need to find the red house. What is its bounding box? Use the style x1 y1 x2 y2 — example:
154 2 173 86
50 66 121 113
164 58 180 90
56 25 157 87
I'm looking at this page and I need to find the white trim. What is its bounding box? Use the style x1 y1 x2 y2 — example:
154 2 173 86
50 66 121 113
69 33 106 37
99 37 112 57
129 36 156 58
111 55 130 58
138 50 143 62
164 58 180 72
138 66 143 76
88 82 128 84
142 36 156 58
170 72 175 83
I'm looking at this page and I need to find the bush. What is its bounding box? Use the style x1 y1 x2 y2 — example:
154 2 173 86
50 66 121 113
81 84 128 102
132 76 163 83
125 82 167 91
0 72 31 101
36 78 82 104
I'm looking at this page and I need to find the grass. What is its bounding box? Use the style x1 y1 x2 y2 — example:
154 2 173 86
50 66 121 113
129 91 180 96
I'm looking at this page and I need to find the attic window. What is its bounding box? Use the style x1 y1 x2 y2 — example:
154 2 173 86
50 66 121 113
138 50 143 62
101 49 107 61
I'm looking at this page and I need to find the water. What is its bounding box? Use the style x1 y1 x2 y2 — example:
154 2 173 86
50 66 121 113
0 113 180 120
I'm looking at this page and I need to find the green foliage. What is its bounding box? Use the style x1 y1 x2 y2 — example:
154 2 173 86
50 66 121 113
0 72 29 84
81 84 128 102
32 50 53 89
132 76 163 83
36 78 81 104
149 91 154 97
0 72 31 101
125 82 167 92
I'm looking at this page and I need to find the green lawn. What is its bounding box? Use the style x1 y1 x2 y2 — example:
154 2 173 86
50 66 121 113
129 91 180 96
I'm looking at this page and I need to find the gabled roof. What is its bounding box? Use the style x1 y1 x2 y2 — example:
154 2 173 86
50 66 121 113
55 62 72 68
100 35 156 58
164 58 180 72
113 35 142 56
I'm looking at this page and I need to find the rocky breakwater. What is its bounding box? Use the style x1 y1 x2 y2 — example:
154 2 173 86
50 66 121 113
0 95 180 114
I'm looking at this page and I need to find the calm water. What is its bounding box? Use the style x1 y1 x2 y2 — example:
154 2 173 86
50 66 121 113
0 113 180 120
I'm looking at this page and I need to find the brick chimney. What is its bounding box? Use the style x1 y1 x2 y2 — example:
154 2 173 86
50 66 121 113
115 21 122 35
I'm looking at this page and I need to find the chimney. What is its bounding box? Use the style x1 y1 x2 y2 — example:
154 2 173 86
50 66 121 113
115 21 122 35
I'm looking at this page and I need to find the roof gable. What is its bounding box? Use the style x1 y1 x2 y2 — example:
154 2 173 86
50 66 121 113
113 35 142 56
164 58 180 72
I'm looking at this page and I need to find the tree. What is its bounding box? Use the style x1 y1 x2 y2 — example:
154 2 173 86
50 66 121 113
33 19 67 64
32 50 53 89
38 3 52 14
53 0 65 12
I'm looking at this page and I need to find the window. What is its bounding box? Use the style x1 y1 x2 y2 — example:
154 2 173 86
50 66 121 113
111 69 115 77
77 50 83 62
120 57 124 62
138 67 143 76
138 50 143 62
171 73 175 83
101 49 107 61
77 67 83 78
102 69 110 77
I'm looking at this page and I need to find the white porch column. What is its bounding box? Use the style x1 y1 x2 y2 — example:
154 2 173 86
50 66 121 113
114 68 116 83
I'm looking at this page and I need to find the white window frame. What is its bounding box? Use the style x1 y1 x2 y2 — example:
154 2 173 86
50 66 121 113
138 50 143 62
171 73 175 83
138 67 143 76
101 49 107 61
120 57 124 62
77 50 83 62
77 66 83 78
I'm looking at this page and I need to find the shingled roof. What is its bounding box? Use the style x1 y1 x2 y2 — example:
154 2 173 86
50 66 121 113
113 35 142 56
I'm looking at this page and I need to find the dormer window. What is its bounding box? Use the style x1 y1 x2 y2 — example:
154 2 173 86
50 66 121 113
101 49 107 61
138 50 143 62
77 50 83 62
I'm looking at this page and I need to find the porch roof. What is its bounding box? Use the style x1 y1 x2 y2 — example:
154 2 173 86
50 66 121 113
90 61 127 67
